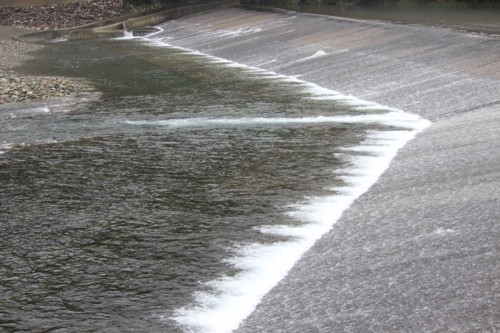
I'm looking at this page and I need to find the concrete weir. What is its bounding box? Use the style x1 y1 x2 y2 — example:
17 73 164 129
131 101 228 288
146 7 500 333
22 5 498 332
66 1 237 40
18 0 238 41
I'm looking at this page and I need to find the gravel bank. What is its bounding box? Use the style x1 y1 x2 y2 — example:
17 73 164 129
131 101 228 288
0 0 123 31
0 70 92 105
0 0 124 106
0 36 94 105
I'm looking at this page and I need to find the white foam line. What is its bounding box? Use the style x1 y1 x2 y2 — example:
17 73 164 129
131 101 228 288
255 59 278 67
126 113 427 130
298 50 328 62
132 33 431 333
216 27 262 37
172 128 428 333
111 27 164 41
145 26 164 38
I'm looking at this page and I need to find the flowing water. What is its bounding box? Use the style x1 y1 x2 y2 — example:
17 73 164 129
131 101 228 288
0 32 428 332
255 4 500 35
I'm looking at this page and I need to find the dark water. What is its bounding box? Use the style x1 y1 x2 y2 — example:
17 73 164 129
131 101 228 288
0 38 403 332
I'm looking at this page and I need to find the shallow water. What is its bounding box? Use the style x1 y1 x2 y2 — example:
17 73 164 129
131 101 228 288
0 36 427 332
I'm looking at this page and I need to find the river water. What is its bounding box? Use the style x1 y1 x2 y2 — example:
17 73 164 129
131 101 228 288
0 31 428 332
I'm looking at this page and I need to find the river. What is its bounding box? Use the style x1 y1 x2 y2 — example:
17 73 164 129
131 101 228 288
1 5 498 333
0 32 427 332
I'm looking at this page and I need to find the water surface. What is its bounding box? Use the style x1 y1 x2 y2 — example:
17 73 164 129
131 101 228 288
0 37 426 332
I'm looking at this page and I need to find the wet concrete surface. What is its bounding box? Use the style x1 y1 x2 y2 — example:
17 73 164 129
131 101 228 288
236 104 500 333
153 7 500 333
154 7 500 121
258 4 500 36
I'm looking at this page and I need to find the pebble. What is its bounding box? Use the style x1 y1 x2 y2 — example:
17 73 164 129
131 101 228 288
0 0 120 105
0 0 123 31
0 69 93 105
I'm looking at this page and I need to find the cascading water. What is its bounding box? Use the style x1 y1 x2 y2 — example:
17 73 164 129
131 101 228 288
3 5 497 333
0 31 428 333
127 38 429 333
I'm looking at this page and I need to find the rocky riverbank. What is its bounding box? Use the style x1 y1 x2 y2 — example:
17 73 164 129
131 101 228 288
0 0 123 31
0 0 124 106
0 34 94 105
0 70 92 105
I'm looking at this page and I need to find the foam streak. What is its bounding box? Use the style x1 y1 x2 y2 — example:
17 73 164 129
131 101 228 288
126 113 427 130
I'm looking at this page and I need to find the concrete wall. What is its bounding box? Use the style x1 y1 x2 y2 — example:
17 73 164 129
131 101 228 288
18 0 238 41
